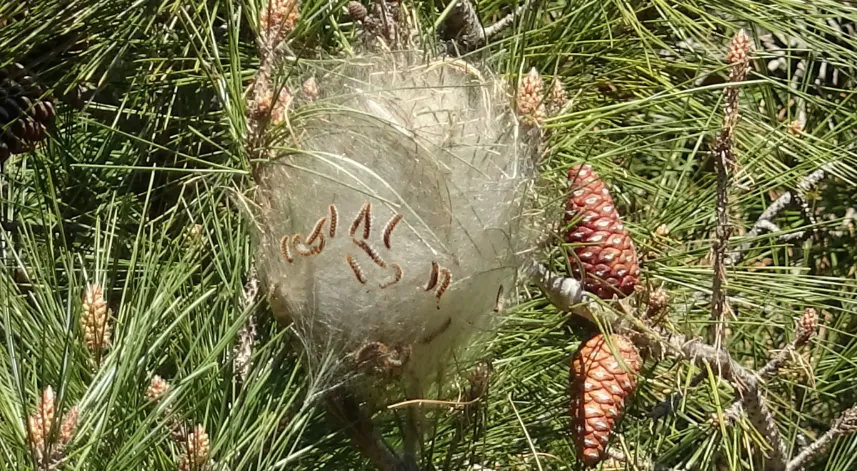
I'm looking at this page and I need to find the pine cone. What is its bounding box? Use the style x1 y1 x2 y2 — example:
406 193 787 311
0 63 55 163
563 164 640 299
569 334 641 467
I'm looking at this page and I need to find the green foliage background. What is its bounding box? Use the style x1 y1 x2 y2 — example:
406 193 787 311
1 0 856 469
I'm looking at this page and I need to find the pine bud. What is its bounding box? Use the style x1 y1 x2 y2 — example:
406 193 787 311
59 406 79 445
788 120 803 136
645 287 669 321
546 77 568 117
570 334 641 467
517 68 546 126
255 86 292 125
726 30 753 72
795 307 818 346
259 0 300 38
81 283 111 356
563 164 640 299
179 425 211 471
146 375 170 402
722 30 753 135
27 386 56 450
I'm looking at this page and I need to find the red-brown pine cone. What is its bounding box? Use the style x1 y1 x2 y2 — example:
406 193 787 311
563 164 640 299
569 333 641 467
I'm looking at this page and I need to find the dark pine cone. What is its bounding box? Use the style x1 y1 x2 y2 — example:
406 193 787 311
0 63 56 163
563 164 640 299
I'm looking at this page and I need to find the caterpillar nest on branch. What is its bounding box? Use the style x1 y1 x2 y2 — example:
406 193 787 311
254 51 540 390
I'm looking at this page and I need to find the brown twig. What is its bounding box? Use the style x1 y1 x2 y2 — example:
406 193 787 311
325 391 410 471
247 0 299 175
531 256 853 470
710 30 753 350
530 262 798 468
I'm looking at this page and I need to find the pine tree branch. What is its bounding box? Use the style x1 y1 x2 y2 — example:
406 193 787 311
726 166 829 266
482 0 534 40
233 269 260 384
532 262 799 468
742 386 788 471
441 0 537 52
724 309 818 422
526 261 586 314
785 408 857 471
326 391 410 471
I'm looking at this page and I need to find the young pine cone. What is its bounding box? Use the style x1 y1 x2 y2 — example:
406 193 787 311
570 334 641 467
563 164 640 299
0 63 55 163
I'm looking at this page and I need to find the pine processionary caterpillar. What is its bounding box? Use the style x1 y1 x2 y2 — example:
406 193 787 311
494 285 505 313
379 263 403 289
310 233 326 255
350 203 370 237
363 203 372 240
307 217 327 245
354 342 411 372
435 267 451 308
328 204 338 238
346 254 367 284
386 344 411 367
382 214 402 249
424 261 439 291
293 231 326 257
353 238 386 268
355 341 388 364
292 234 314 256
280 235 293 262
